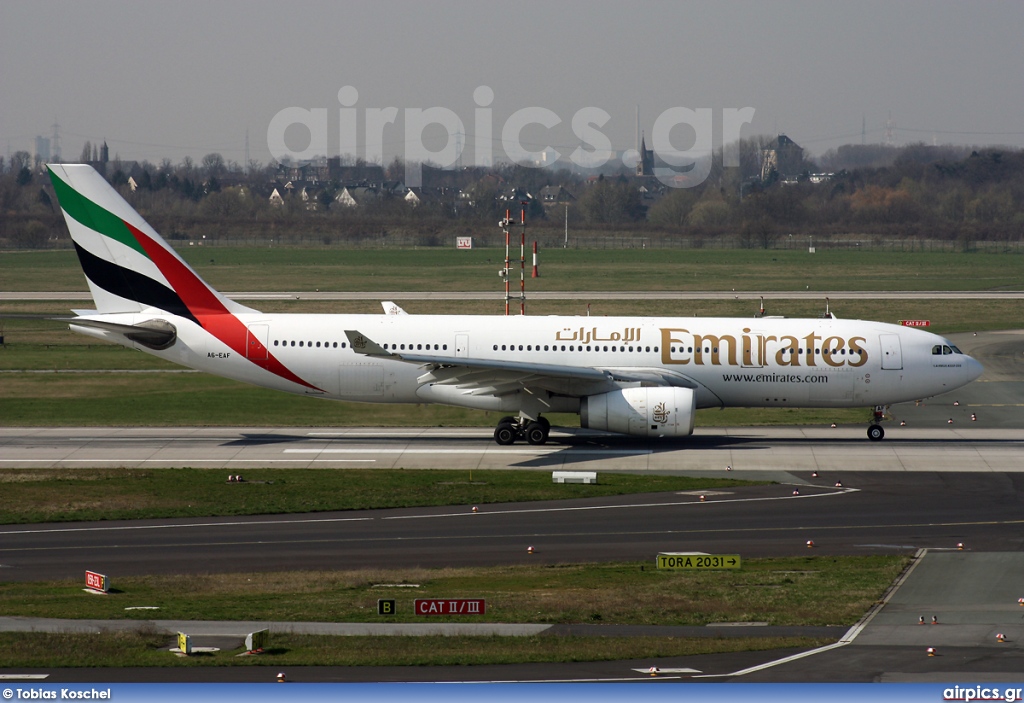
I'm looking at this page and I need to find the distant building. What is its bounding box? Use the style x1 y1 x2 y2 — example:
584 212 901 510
538 185 575 206
34 136 51 163
761 134 804 182
635 133 654 177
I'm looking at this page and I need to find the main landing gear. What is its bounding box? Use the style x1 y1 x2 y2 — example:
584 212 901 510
494 415 550 446
867 405 887 441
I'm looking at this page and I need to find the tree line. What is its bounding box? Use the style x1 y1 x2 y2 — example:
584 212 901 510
2 138 1023 249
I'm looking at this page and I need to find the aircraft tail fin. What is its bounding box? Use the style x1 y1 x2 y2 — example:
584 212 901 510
47 164 256 321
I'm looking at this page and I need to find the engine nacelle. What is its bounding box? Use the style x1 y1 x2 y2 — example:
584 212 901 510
580 387 696 438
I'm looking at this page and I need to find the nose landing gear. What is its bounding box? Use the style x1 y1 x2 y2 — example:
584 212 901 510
493 416 551 445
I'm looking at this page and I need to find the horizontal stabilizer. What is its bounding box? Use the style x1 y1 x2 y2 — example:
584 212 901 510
63 317 177 350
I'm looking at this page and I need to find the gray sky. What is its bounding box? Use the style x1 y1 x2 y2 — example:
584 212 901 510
3 0 1024 168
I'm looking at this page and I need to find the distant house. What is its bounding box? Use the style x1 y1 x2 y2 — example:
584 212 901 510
538 185 575 206
497 186 533 203
268 187 286 207
334 187 359 208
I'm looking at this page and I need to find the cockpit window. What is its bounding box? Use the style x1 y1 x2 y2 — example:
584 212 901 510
943 345 953 355
932 345 942 355
951 345 962 354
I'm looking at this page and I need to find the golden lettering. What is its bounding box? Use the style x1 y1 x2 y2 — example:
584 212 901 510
802 332 821 366
694 334 737 366
776 335 800 366
822 335 844 367
660 328 690 365
848 336 868 367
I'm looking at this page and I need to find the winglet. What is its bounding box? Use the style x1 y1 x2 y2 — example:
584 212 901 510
345 330 392 356
381 301 409 316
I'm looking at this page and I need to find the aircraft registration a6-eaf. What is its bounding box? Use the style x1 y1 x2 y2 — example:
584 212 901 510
48 164 983 446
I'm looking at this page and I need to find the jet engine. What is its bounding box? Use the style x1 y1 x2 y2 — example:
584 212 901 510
580 387 696 438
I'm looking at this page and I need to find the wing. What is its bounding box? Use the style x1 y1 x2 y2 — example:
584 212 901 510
344 329 696 399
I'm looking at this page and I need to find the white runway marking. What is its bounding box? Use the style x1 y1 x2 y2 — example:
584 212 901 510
381 486 856 520
283 448 653 455
0 516 372 536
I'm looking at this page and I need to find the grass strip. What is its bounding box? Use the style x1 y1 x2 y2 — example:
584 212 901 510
0 557 906 627
0 469 760 524
0 630 832 668
6 247 1024 293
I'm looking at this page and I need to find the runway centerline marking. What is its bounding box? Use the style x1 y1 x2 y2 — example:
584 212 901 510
283 448 653 455
0 516 372 537
382 486 858 520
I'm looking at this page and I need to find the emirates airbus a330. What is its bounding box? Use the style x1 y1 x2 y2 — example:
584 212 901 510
48 164 982 445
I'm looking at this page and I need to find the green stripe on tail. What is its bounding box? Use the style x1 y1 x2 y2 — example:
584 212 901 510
47 166 149 258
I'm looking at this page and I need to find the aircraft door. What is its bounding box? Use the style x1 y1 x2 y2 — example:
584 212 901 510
879 334 903 370
246 324 269 362
742 330 765 368
455 334 469 358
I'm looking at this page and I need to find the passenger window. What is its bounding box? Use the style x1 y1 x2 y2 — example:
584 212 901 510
299 341 304 347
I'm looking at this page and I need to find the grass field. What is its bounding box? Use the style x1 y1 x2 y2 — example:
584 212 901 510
1 556 903 626
5 246 1024 292
0 631 831 668
0 468 760 524
0 555 898 666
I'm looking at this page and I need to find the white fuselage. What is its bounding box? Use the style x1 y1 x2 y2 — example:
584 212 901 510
73 311 982 416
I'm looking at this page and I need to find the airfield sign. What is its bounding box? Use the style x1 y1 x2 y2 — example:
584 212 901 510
657 553 741 570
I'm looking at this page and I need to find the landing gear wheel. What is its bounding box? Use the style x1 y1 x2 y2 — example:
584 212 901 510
494 422 518 446
867 424 885 442
536 416 551 432
498 416 516 426
524 421 548 446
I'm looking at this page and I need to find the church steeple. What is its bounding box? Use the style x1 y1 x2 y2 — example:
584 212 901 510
636 131 653 177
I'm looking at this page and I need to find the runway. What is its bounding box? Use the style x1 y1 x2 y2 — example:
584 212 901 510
3 424 1024 472
2 472 1023 584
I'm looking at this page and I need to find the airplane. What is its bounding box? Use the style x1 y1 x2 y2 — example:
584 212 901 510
46 163 983 446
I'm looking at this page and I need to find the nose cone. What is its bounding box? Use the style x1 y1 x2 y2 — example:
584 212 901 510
964 354 984 383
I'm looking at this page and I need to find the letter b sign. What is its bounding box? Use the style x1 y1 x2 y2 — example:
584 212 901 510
378 599 396 615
